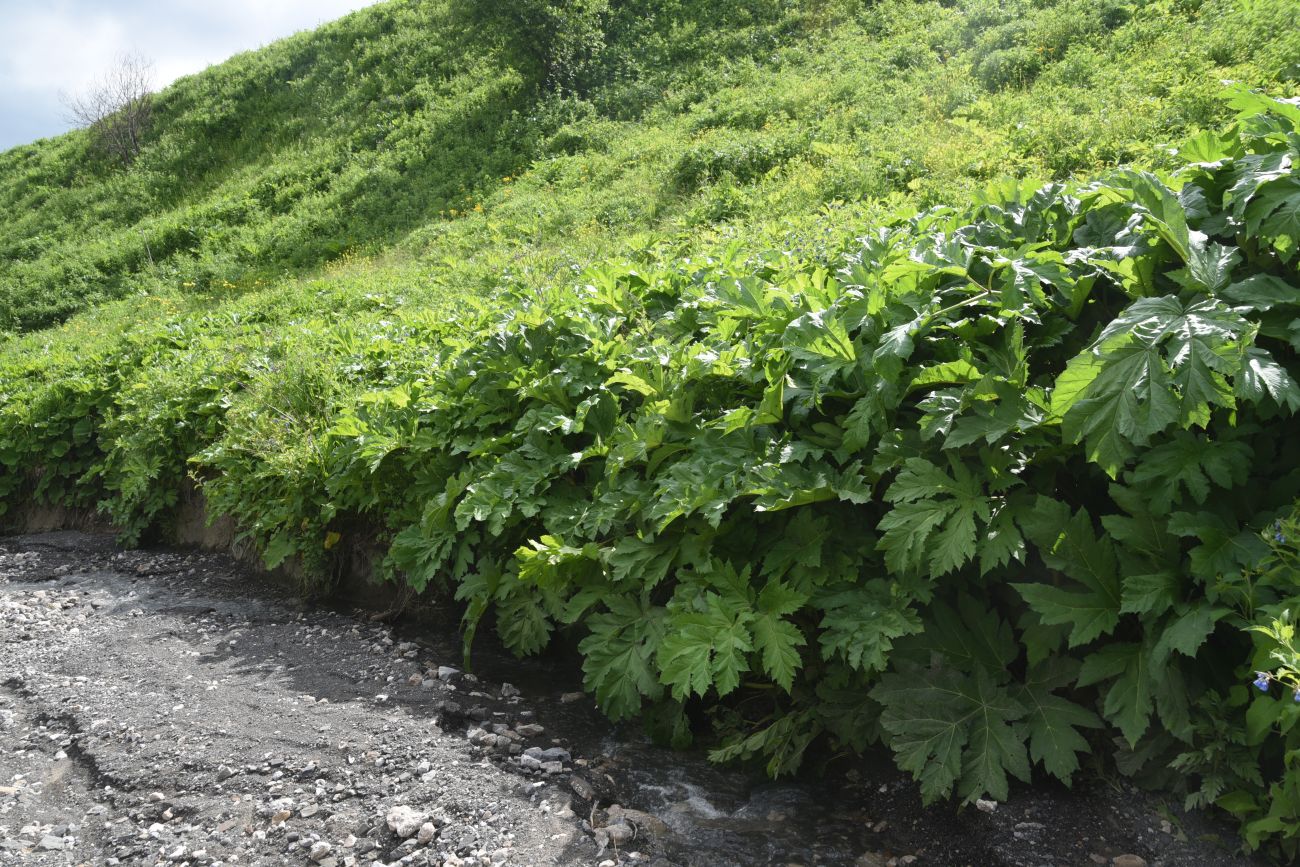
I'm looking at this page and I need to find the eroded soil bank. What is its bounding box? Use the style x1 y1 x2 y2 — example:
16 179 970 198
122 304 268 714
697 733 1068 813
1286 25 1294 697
0 532 1264 866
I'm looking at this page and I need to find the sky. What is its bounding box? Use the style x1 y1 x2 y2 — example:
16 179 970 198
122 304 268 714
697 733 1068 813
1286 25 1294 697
0 0 384 151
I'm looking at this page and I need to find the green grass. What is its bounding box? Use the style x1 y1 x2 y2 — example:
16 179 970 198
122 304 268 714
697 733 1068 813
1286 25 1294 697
2 0 1297 332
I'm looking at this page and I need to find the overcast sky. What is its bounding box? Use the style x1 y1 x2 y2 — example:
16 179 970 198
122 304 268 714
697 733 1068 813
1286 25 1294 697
0 0 384 151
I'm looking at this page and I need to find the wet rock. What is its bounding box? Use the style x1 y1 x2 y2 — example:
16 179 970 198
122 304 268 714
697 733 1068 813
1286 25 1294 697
542 747 570 763
606 805 669 836
500 683 521 699
1112 857 1147 867
594 820 634 851
515 723 544 737
569 776 596 802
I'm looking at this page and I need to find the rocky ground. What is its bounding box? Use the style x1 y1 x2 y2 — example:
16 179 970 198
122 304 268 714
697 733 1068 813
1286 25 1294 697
0 532 596 867
0 531 1270 867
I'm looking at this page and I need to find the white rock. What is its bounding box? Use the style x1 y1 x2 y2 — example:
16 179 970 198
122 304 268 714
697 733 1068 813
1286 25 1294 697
385 805 426 838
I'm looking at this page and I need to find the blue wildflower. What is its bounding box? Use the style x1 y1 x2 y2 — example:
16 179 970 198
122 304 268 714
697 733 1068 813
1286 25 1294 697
1294 689 1300 704
1254 672 1271 692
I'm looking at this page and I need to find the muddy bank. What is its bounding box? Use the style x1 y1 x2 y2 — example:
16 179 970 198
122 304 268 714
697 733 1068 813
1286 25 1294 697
0 532 1265 867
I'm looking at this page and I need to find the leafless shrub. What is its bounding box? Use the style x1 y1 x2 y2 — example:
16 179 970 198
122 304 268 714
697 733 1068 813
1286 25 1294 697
62 52 155 165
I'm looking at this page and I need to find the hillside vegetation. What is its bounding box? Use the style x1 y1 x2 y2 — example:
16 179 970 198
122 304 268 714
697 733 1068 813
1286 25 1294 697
3 0 1300 860
2 0 1298 331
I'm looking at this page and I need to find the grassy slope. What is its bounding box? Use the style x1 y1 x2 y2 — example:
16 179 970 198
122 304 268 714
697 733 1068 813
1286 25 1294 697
1 0 1297 586
1 0 1297 332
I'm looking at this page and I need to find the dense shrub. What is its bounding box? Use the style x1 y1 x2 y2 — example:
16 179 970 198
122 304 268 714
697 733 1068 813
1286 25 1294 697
3 90 1299 857
4 0 1300 859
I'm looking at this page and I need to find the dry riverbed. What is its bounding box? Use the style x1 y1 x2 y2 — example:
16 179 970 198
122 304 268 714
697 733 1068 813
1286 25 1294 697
0 532 1266 867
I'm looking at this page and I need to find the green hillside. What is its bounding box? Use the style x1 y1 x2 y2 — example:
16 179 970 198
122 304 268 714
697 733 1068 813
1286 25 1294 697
2 0 1297 331
4 0 1300 859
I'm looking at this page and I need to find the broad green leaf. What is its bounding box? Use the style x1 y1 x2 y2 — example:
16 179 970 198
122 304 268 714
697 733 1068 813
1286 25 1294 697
1060 343 1174 475
1177 128 1239 165
1221 274 1300 311
1167 511 1272 581
1018 500 1122 647
878 457 998 578
1120 170 1192 262
784 310 856 363
1150 604 1226 666
1245 177 1300 247
1078 642 1153 746
658 593 754 699
580 595 666 720
922 594 1019 672
1237 347 1300 412
1175 240 1240 294
1015 660 1102 782
496 589 554 656
1128 432 1252 513
1119 571 1181 616
607 535 677 588
874 666 1030 804
752 580 808 691
817 582 923 672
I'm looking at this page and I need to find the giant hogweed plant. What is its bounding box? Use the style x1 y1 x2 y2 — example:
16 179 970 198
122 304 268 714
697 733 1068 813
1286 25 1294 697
317 87 1300 836
1 88 1299 854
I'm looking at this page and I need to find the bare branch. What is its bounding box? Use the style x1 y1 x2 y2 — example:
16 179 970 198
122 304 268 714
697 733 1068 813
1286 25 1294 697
61 51 155 165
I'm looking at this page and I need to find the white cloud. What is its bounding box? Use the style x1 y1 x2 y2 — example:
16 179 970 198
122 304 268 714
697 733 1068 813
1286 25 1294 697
0 0 384 149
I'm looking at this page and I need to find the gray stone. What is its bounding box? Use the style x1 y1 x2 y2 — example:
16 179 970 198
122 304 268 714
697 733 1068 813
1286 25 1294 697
538 747 571 764
606 805 669 836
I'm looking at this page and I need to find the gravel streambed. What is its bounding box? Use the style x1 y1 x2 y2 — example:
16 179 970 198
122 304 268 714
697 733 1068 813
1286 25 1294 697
0 532 1267 867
